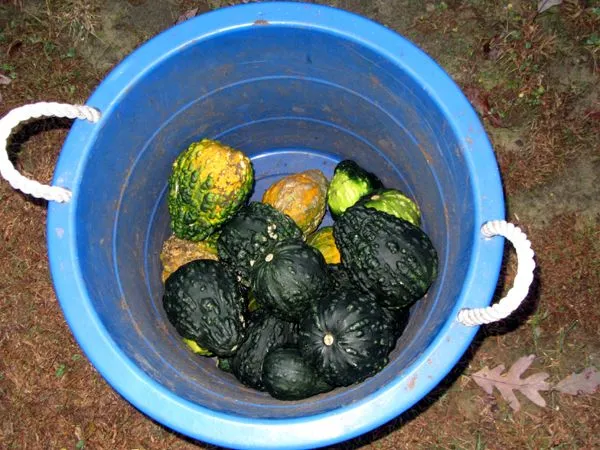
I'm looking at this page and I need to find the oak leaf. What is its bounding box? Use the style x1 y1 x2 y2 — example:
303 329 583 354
554 367 600 395
472 354 550 412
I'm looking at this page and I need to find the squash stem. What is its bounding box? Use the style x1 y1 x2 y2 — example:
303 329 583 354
323 333 334 346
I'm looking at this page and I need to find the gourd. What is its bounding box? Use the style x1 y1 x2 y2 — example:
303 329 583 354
162 259 246 357
251 240 329 322
231 310 298 391
327 263 352 291
333 205 438 310
182 338 213 356
159 234 218 282
298 287 398 387
262 346 333 400
262 169 329 236
356 188 421 227
327 160 382 218
168 139 254 241
306 226 340 264
217 202 303 286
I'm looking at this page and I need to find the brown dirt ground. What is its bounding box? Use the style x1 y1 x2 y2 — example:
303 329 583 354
1 0 599 449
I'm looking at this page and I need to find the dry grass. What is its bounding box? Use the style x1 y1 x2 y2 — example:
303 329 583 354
496 89 598 196
51 0 101 41
1 0 599 449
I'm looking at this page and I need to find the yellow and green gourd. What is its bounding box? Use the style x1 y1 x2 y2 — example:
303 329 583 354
306 226 341 264
168 139 254 241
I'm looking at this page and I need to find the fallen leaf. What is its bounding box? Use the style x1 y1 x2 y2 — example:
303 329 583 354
0 74 12 85
464 86 491 115
554 367 600 395
176 8 199 24
471 355 551 412
538 0 562 14
463 86 503 128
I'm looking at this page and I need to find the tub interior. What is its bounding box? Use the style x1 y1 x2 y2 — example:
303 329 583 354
75 24 474 418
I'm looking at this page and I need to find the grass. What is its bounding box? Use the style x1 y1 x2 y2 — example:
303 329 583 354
1 0 599 449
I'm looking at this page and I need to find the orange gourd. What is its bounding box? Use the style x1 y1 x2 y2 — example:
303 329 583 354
262 169 328 236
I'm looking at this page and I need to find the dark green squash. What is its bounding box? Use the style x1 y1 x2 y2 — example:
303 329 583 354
328 264 410 341
333 205 438 310
216 357 233 373
298 287 398 387
217 202 303 287
162 259 246 357
327 263 353 291
251 240 329 322
262 346 334 400
231 310 298 391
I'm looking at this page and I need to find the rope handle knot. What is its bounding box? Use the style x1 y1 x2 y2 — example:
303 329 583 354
0 102 101 203
457 220 536 326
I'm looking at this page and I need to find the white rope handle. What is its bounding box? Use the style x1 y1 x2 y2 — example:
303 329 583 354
457 220 535 326
0 102 101 203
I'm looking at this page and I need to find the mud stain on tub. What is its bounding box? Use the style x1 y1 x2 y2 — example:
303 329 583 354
217 63 234 78
377 138 393 153
157 321 170 337
418 144 434 165
131 318 145 340
406 374 418 391
443 203 451 241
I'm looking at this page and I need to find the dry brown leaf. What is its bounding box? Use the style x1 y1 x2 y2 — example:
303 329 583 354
472 355 551 412
0 74 12 85
538 0 563 14
176 8 199 24
554 367 600 395
463 86 503 128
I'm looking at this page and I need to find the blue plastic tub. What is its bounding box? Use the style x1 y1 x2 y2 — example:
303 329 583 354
46 2 504 449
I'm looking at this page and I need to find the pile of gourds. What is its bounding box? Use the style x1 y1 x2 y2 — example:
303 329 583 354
160 139 438 400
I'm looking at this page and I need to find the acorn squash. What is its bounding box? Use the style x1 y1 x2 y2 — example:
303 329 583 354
327 263 352 291
162 259 246 357
298 287 398 386
262 346 333 400
333 205 438 310
231 310 298 391
217 202 303 286
168 139 254 241
262 169 329 236
251 240 329 322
